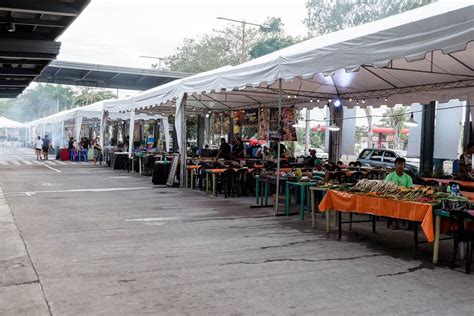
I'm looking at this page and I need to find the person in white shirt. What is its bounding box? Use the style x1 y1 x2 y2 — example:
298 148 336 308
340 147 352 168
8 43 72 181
34 136 43 161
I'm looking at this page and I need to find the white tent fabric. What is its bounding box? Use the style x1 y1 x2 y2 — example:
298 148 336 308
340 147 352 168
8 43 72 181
0 117 24 128
26 101 105 127
104 1 473 116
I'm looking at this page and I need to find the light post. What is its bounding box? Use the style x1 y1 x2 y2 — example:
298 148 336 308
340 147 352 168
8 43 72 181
216 17 269 63
140 55 166 70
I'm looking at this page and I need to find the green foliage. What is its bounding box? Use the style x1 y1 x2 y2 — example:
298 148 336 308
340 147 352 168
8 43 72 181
74 87 117 106
0 84 117 122
304 0 436 35
165 16 302 73
380 106 408 148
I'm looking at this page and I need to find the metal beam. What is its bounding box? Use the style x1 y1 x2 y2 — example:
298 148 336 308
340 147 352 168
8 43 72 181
0 17 68 28
0 0 86 17
0 68 39 76
0 80 30 87
420 102 436 176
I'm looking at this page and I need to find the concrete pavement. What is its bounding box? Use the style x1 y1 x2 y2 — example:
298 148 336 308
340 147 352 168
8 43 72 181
0 148 473 315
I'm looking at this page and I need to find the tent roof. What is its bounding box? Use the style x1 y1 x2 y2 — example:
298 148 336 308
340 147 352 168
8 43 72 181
105 1 474 115
26 101 105 126
0 116 24 128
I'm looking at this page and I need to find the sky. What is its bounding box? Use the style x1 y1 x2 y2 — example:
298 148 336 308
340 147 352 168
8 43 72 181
58 0 309 68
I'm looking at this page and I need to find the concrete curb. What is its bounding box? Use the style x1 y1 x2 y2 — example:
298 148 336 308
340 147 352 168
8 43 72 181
0 188 50 315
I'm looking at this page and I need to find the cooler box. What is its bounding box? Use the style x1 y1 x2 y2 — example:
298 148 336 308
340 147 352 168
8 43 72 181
60 148 69 161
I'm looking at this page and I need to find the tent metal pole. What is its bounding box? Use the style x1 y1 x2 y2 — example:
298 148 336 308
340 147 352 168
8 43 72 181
274 79 282 216
304 108 310 155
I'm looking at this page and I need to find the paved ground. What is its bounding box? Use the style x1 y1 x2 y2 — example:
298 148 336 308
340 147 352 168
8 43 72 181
0 148 473 315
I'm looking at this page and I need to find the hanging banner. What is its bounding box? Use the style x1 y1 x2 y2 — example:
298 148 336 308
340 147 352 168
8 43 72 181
222 112 230 134
258 108 270 140
214 113 222 134
281 108 298 141
244 109 258 126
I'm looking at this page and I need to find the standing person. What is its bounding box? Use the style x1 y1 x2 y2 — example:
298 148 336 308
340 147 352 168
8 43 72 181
217 138 231 160
93 137 102 165
305 149 317 168
42 135 50 160
232 136 245 159
34 136 43 161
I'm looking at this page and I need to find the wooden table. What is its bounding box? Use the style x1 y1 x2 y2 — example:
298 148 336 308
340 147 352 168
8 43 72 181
422 177 474 190
186 165 201 189
285 181 317 220
319 190 436 258
205 168 228 196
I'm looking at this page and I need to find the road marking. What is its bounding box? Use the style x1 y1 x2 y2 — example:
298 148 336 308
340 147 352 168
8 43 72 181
0 161 7 165
43 164 62 173
7 186 153 196
9 160 20 165
19 159 32 165
126 217 181 222
54 160 67 165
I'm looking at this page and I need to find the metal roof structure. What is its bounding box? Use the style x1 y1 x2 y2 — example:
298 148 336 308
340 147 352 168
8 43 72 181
0 0 91 98
36 60 193 90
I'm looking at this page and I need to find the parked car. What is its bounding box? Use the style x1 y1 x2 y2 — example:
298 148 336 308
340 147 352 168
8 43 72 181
355 148 418 175
315 148 329 159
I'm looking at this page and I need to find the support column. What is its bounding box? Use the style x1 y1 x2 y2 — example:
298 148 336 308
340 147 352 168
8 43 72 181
328 106 343 163
304 108 310 155
128 111 135 158
172 117 178 153
177 94 187 188
197 114 205 149
420 101 436 176
229 111 234 141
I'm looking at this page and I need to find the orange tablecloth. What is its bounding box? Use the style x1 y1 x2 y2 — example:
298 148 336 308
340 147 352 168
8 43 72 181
319 190 435 242
422 177 474 190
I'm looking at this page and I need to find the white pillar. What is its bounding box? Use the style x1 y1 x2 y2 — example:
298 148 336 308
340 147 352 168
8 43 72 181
128 111 135 158
176 94 187 188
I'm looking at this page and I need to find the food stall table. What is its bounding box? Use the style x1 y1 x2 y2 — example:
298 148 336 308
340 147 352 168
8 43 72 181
319 190 436 258
255 175 289 207
205 168 228 196
422 177 474 190
187 165 201 189
285 181 317 220
309 187 331 228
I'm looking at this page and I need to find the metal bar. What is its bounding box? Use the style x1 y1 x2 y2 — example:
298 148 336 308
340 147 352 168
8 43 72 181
448 53 474 72
0 17 68 27
361 65 398 88
274 79 282 216
0 0 85 16
369 65 474 79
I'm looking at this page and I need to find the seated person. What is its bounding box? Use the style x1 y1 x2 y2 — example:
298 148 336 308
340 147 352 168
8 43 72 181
385 157 413 188
305 149 317 168
458 143 474 179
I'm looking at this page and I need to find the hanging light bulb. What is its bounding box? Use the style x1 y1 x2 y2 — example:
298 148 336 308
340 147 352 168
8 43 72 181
309 99 313 103
287 95 291 99
404 112 418 127
384 97 388 102
334 99 341 107
317 99 320 103
361 99 366 104
349 98 352 102
328 121 340 132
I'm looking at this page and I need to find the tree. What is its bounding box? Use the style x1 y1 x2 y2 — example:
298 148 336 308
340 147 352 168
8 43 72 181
74 87 117 106
0 84 117 122
165 17 302 73
304 0 436 35
380 106 408 149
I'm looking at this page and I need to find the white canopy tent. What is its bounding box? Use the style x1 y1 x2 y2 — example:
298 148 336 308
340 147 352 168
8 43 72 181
103 2 474 194
102 101 171 155
26 101 106 146
0 117 24 128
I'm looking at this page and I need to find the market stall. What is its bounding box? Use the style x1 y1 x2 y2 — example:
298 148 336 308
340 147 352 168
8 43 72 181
102 2 473 203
